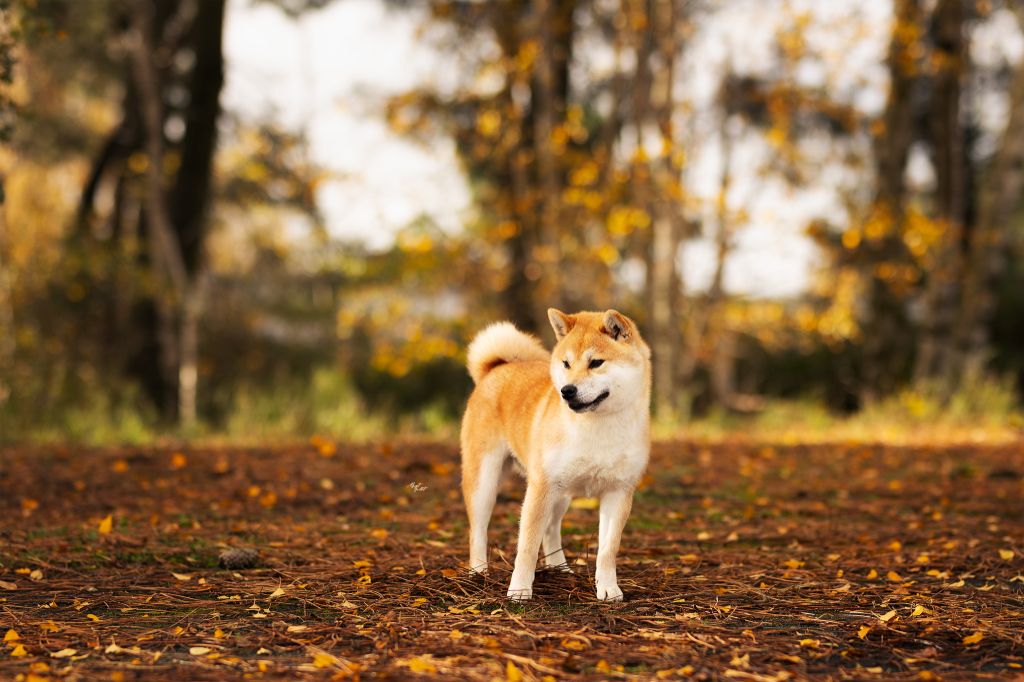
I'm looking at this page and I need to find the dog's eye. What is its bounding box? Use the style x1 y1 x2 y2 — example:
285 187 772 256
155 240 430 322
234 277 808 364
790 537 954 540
562 360 570 369
588 358 604 369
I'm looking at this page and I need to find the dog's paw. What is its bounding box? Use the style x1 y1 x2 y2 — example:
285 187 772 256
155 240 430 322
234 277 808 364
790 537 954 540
506 585 533 601
595 583 623 602
468 564 488 576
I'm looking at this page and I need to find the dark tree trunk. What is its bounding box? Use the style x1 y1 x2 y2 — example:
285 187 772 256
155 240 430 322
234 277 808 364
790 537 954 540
915 0 967 392
860 0 922 401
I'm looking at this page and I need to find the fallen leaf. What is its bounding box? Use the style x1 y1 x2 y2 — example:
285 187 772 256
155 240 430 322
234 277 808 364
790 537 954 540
9 644 27 657
962 631 984 645
98 515 113 535
799 639 820 648
312 652 337 669
0 581 16 591
506 661 523 682
886 571 903 581
29 570 43 581
999 549 1015 561
287 625 308 633
879 610 897 623
189 647 212 656
51 649 77 658
172 573 193 582
866 569 879 580
911 605 926 617
402 655 437 673
3 629 18 642
858 626 871 639
268 587 286 599
571 497 599 510
86 614 101 622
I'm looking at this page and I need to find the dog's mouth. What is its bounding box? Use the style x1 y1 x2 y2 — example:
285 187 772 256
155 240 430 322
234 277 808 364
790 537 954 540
567 390 610 413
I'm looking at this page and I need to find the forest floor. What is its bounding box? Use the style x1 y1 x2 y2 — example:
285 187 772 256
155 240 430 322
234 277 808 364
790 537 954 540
1 439 1023 681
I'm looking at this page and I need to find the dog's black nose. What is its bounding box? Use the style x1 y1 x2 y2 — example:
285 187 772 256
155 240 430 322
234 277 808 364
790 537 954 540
560 385 578 400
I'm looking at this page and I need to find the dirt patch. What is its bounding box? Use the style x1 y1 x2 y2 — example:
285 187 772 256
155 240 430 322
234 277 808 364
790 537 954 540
1 440 1023 680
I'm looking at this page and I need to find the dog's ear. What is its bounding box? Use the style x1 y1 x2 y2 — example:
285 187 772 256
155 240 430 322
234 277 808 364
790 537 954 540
548 308 574 341
602 309 631 342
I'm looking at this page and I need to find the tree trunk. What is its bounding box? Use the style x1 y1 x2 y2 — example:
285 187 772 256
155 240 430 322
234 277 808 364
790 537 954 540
914 0 966 393
955 7 1024 380
860 0 922 401
648 0 683 419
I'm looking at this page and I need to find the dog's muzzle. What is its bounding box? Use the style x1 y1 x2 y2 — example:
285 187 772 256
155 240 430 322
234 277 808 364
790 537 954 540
566 390 610 413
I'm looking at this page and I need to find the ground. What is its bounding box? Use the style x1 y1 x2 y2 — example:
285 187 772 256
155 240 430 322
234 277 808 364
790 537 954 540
1 439 1023 681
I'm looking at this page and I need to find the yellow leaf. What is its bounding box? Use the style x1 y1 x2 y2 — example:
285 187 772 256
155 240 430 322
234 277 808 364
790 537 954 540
948 579 965 588
411 597 427 607
799 639 820 648
999 549 1015 561
887 571 903 582
858 626 871 639
51 648 77 658
213 628 226 639
370 528 389 540
268 587 285 599
38 622 59 633
170 452 187 469
866 569 879 580
561 638 586 651
29 570 42 581
962 631 984 645
286 625 307 633
189 647 211 656
171 573 192 582
402 655 437 673
312 652 337 669
86 614 101 622
570 497 599 510
506 661 523 682
911 605 925 617
879 610 897 623
784 559 805 570
3 629 18 642
98 515 113 535
9 644 27 657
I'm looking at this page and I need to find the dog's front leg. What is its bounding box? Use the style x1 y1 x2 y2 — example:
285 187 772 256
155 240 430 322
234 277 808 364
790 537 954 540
507 483 554 600
595 487 634 601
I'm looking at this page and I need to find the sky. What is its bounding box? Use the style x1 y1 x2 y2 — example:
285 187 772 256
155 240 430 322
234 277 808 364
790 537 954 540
222 0 1022 300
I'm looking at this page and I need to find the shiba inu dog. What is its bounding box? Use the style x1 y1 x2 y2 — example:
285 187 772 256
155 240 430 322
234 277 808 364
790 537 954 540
460 309 651 601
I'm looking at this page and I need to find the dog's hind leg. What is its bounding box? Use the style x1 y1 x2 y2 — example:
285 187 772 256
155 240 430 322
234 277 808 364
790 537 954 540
462 443 506 574
542 493 572 572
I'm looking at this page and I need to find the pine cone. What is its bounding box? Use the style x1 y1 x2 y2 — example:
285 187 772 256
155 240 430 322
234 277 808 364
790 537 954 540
218 547 259 570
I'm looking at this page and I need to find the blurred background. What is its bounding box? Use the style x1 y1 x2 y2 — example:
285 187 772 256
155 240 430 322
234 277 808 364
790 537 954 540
1 0 1023 443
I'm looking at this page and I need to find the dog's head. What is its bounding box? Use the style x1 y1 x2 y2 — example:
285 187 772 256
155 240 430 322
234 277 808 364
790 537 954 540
547 308 651 414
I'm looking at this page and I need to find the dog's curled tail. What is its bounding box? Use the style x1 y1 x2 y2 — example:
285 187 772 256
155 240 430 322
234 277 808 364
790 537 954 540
466 322 548 384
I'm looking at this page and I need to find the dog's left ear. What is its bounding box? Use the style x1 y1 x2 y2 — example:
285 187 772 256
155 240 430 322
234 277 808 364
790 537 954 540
602 309 631 341
548 308 574 341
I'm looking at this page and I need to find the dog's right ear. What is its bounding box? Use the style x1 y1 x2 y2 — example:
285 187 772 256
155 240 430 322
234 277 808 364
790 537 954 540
547 308 574 341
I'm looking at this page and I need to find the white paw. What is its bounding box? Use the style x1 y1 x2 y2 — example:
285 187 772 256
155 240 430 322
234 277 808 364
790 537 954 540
596 583 623 601
468 563 488 575
506 585 533 601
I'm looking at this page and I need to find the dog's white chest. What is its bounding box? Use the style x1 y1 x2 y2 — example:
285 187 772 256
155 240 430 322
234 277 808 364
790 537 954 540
543 413 648 496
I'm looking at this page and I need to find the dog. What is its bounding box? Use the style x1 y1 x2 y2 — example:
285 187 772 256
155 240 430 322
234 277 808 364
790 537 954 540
460 308 651 601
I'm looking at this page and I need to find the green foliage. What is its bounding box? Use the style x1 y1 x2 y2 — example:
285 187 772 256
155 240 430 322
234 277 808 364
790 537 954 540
223 368 390 442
